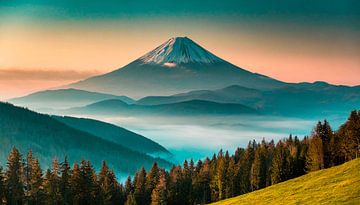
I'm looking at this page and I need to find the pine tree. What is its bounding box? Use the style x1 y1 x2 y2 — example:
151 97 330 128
250 143 262 191
210 150 226 201
23 150 34 204
44 159 62 205
225 158 236 198
125 176 133 197
306 136 324 171
238 141 255 194
98 161 123 205
79 160 99 205
5 147 24 205
70 163 82 205
192 159 211 204
146 162 160 204
134 167 147 205
151 171 168 205
28 159 44 205
337 110 360 160
181 160 192 204
271 141 292 184
60 157 72 205
168 165 182 205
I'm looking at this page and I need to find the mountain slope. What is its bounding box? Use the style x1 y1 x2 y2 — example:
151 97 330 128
0 102 171 174
66 99 258 116
211 158 360 205
9 88 134 110
52 115 170 157
137 83 360 118
67 37 285 98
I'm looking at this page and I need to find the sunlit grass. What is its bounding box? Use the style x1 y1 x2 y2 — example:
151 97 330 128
211 158 360 205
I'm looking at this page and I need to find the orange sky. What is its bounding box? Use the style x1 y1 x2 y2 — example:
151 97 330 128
1 18 359 100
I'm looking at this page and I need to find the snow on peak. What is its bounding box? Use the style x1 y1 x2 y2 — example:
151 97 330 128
139 37 224 65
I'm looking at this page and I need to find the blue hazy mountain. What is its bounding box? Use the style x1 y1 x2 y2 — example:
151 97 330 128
0 102 171 174
67 37 285 98
52 115 170 157
9 88 134 111
66 99 258 116
136 83 360 118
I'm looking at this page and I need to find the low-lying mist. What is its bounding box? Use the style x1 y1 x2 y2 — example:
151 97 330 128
63 113 347 163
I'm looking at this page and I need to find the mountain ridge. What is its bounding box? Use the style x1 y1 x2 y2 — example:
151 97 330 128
65 99 258 116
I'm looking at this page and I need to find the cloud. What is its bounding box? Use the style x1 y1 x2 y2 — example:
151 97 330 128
0 68 99 81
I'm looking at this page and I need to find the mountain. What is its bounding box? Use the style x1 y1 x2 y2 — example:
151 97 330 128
9 88 134 111
0 102 171 174
137 85 262 105
211 158 360 205
52 115 170 157
66 99 258 116
67 37 285 98
137 83 360 118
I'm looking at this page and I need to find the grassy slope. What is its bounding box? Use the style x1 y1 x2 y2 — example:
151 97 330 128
211 159 360 205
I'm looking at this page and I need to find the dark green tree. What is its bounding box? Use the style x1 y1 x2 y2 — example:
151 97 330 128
5 147 24 205
134 167 147 205
146 162 160 204
337 110 360 160
59 157 72 205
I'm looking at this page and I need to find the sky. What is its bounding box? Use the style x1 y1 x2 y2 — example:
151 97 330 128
1 0 359 99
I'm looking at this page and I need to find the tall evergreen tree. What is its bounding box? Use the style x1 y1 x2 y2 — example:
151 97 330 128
44 159 62 205
5 147 24 205
70 163 82 205
146 162 160 204
151 171 168 205
59 157 72 205
134 167 147 205
98 161 123 205
168 165 182 205
192 159 211 204
23 150 34 204
337 110 360 160
124 176 133 198
28 159 44 205
306 136 324 171
181 160 192 204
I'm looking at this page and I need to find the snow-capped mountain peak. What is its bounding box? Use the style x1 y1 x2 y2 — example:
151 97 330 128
138 37 224 66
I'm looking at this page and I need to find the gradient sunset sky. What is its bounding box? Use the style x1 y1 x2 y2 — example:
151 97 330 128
1 0 359 99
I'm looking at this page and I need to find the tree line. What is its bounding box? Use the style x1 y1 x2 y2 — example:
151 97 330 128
0 110 359 205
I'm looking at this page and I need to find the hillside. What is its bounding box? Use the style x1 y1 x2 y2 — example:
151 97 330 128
211 158 360 205
9 88 134 111
66 99 258 116
0 102 171 174
52 115 171 157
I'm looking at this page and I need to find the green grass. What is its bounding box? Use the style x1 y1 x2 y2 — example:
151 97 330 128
211 159 360 205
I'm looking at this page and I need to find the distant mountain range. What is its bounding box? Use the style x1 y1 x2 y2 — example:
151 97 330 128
0 102 171 173
66 37 285 98
65 99 258 116
9 88 134 110
137 83 360 118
